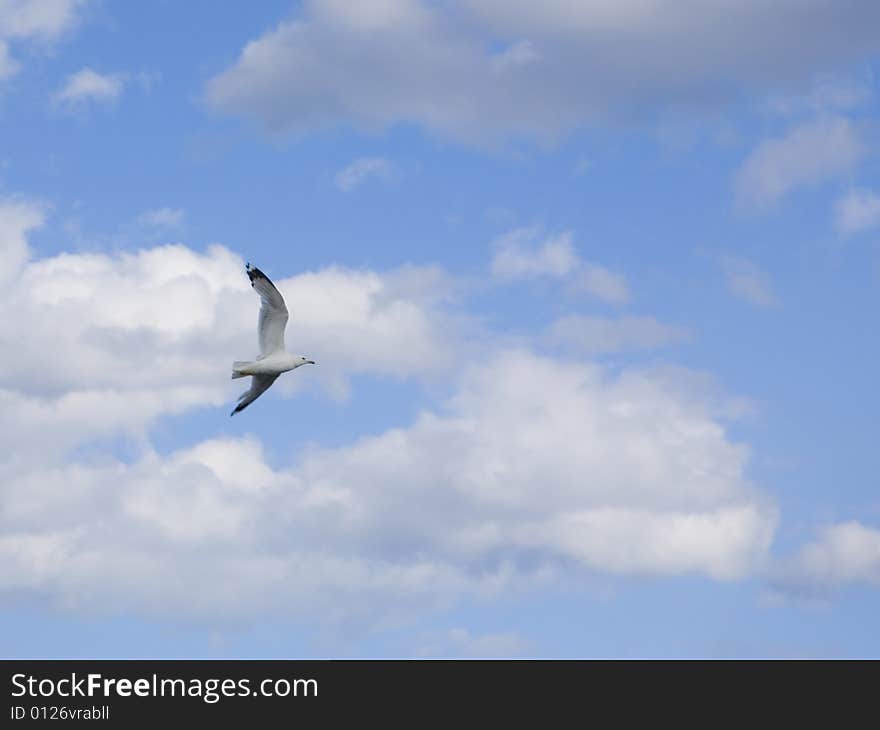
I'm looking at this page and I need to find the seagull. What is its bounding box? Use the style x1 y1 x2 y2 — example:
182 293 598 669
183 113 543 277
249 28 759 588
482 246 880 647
230 263 315 415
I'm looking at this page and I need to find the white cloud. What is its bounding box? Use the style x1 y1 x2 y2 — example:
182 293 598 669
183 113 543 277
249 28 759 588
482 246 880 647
577 263 630 305
136 207 185 228
0 206 776 624
0 0 87 81
834 189 880 235
721 256 778 308
0 0 85 40
735 116 864 208
548 315 689 355
768 522 880 600
334 157 394 192
0 350 777 624
0 217 466 456
204 0 880 144
0 200 778 629
2 249 462 400
490 228 578 279
491 228 629 304
0 195 44 284
53 67 124 108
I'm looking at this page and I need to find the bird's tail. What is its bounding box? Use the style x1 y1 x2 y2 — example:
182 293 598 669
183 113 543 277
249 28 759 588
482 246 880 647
231 360 253 379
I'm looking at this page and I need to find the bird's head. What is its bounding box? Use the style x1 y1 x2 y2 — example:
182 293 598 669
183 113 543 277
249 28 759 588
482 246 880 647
297 355 316 367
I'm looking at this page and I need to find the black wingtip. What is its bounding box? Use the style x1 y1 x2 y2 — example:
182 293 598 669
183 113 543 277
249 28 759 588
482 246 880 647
246 264 271 289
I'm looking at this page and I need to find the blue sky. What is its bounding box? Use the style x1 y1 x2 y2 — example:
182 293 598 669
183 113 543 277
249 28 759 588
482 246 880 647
1 0 879 658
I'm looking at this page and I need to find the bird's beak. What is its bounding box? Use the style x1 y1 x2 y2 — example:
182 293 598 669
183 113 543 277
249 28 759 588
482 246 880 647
306 360 316 365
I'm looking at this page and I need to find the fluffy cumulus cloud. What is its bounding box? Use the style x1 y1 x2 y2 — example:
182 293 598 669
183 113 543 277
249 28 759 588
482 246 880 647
0 207 465 463
491 228 629 304
204 0 880 144
0 204 781 627
0 0 87 81
734 116 864 208
1 350 778 624
52 67 125 108
768 522 880 601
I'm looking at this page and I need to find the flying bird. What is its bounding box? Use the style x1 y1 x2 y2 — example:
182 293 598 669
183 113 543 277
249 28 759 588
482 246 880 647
230 263 315 415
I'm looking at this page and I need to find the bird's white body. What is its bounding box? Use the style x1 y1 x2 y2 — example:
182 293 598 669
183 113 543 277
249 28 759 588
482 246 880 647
230 263 314 415
233 351 309 377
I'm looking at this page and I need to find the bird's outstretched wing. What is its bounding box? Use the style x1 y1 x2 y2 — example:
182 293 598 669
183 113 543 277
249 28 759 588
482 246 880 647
230 373 280 416
247 263 289 357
